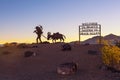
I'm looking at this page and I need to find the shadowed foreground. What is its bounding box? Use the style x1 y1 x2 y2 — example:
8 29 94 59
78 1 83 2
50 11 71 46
0 43 119 80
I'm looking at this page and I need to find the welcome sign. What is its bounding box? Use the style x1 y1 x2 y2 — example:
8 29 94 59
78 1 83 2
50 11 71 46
79 22 101 35
79 22 101 44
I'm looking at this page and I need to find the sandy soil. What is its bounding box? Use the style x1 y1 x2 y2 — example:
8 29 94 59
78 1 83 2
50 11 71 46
0 43 120 80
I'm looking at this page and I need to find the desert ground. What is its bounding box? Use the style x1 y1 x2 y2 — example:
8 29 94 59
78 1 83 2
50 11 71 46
0 43 120 80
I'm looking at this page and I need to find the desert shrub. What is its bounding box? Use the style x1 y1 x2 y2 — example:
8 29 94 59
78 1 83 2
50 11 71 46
101 40 120 70
3 43 10 47
3 42 18 47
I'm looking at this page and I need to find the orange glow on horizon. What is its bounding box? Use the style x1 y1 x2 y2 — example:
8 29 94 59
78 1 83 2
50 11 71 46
0 35 100 44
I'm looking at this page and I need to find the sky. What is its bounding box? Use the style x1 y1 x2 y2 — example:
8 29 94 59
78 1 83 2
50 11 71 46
0 0 120 44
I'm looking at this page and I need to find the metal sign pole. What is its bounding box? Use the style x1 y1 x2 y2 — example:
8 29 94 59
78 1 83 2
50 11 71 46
99 24 102 44
79 26 80 44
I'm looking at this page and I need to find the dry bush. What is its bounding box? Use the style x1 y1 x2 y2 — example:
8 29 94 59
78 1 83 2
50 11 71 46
101 40 120 71
3 42 18 47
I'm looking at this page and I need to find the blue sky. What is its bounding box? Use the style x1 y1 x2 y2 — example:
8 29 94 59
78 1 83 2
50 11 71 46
0 0 120 43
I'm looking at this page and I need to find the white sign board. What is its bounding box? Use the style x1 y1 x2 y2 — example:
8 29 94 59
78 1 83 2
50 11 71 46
80 22 101 35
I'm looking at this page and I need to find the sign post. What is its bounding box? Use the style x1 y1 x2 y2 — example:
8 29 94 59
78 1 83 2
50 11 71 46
79 22 101 44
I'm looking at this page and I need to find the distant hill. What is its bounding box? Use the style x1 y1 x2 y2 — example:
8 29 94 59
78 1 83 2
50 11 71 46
70 34 120 44
81 34 120 44
104 34 120 41
81 36 103 44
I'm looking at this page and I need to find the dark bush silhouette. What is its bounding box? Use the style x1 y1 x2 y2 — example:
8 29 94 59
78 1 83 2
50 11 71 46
41 41 50 44
32 45 38 48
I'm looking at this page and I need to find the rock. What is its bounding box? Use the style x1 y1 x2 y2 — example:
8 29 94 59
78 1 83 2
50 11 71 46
57 62 77 75
24 51 36 57
88 50 97 55
100 65 120 73
84 43 90 46
62 43 72 51
99 65 108 70
32 45 38 48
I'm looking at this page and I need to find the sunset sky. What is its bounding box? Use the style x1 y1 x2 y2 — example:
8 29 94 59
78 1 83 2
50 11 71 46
0 0 120 44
